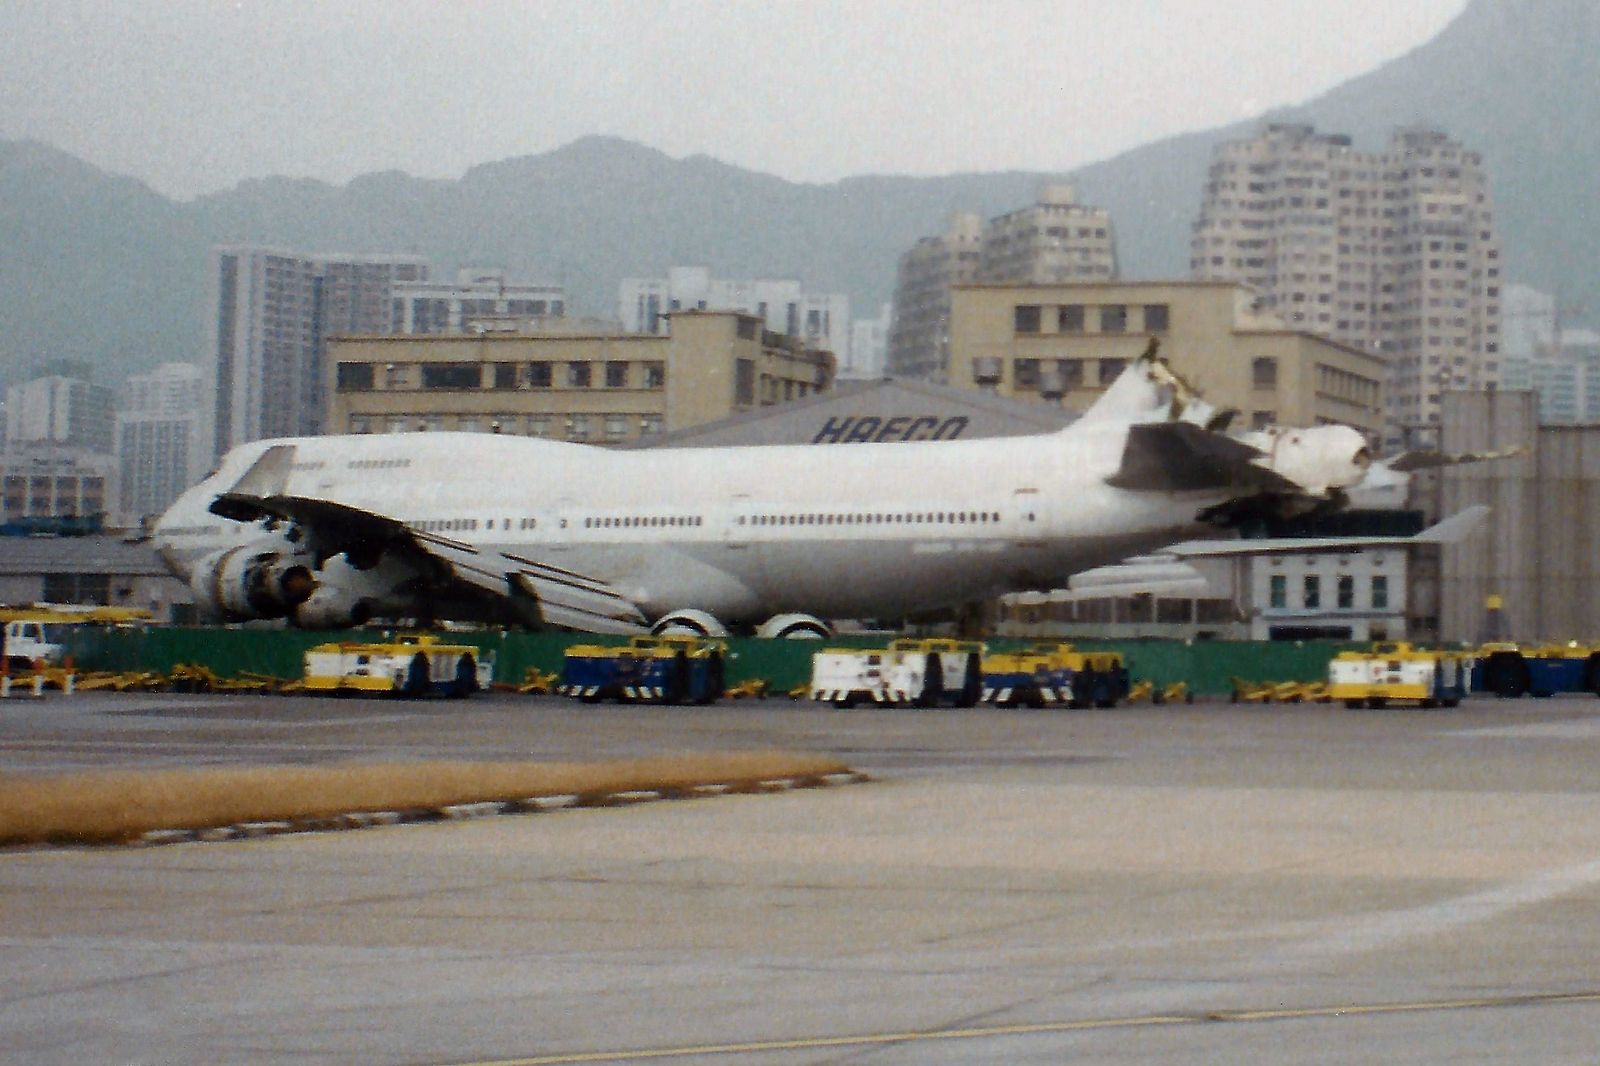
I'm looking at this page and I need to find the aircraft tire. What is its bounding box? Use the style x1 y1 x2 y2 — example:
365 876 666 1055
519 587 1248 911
957 654 982 708
402 653 430 698
1586 654 1600 696
453 654 478 698
697 653 724 705
1483 652 1528 699
917 655 944 708
663 652 688 705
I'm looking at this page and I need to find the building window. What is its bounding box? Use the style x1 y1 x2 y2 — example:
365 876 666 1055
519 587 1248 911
493 362 518 389
1100 305 1128 333
1303 574 1320 610
336 362 374 391
569 414 591 439
1269 574 1287 609
605 361 628 388
567 362 592 388
604 413 629 439
1014 305 1042 333
734 358 756 406
528 362 552 388
1337 575 1354 609
1014 358 1040 389
1143 304 1170 332
349 415 371 434
1252 357 1278 388
421 364 481 389
527 415 551 437
1371 575 1389 610
1059 359 1084 387
639 414 663 436
643 361 666 389
1098 358 1126 384
1058 305 1085 332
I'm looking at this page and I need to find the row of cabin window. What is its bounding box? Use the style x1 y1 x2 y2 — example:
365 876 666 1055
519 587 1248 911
417 517 543 532
739 510 1005 527
584 515 703 529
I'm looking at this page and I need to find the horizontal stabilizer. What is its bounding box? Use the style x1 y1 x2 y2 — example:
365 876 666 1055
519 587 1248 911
1412 504 1490 544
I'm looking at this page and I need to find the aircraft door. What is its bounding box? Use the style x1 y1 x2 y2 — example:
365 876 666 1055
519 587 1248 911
725 493 751 549
548 496 580 551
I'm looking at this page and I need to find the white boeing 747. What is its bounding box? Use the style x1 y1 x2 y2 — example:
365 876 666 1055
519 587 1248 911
152 345 1489 637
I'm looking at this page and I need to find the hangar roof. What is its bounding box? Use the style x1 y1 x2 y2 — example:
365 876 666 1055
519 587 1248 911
634 377 1077 449
0 535 169 577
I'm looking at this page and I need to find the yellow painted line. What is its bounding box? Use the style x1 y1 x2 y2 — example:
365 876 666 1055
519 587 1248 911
442 990 1600 1066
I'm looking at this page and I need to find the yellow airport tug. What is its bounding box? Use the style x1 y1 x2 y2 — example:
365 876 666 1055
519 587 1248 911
303 634 493 698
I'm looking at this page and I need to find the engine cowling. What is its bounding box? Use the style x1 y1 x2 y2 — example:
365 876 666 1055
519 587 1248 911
190 541 316 621
1244 424 1372 496
291 585 375 629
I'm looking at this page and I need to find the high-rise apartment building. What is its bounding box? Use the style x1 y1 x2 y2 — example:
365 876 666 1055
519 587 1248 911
1191 124 1502 445
209 246 428 459
886 212 984 382
618 267 850 367
889 186 1118 382
847 303 893 380
978 183 1117 284
391 269 566 333
116 362 204 524
4 375 116 454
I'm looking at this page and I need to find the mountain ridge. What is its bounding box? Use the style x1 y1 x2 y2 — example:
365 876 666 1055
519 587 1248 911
1 0 1594 385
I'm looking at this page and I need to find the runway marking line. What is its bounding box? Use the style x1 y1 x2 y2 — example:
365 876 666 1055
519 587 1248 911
444 990 1600 1065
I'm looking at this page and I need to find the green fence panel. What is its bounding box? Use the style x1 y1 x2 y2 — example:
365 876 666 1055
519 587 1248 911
62 627 1357 697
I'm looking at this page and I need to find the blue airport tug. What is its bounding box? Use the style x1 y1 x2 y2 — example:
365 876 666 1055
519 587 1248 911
1473 642 1600 698
558 635 726 705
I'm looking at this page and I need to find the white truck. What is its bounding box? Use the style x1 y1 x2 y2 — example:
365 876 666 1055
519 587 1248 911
810 639 984 708
3 620 67 671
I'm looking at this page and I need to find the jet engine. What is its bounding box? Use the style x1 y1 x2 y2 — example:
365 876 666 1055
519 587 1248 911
1243 424 1372 496
190 540 317 621
290 585 375 629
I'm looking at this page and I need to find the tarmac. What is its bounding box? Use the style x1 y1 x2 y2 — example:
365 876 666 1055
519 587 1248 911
5 690 1600 1064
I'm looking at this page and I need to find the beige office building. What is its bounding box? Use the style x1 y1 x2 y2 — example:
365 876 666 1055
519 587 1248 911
947 281 1385 436
1191 124 1502 445
325 311 835 445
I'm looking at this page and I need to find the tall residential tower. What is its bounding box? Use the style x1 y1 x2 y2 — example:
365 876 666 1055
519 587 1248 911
1191 124 1502 444
209 247 428 458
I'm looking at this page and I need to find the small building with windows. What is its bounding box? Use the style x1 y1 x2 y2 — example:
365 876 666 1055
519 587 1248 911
948 280 1386 435
1000 533 1417 642
325 311 835 445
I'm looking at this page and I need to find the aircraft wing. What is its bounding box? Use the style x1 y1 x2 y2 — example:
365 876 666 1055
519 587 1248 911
209 487 648 635
1383 445 1526 473
1106 422 1297 493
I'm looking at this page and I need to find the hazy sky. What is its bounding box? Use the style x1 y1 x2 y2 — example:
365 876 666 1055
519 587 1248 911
0 0 1470 201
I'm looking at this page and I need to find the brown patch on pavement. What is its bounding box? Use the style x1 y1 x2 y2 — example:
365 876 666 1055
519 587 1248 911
0 751 854 847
